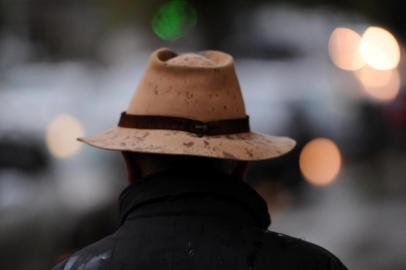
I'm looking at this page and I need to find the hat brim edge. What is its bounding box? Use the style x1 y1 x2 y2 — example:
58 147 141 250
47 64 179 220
77 128 296 161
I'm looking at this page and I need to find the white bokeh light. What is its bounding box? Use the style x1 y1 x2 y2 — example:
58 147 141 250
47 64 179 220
359 27 400 70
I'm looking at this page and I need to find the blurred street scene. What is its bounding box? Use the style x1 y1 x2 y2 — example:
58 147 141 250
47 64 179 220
1 0 405 269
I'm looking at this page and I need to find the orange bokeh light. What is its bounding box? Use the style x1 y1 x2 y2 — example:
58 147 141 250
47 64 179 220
354 66 401 102
299 138 342 187
328 27 365 71
46 114 84 158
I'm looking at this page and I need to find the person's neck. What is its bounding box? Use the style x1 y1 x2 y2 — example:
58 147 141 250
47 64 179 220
129 166 241 184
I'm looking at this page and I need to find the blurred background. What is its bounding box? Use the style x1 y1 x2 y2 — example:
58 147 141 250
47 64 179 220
1 0 405 269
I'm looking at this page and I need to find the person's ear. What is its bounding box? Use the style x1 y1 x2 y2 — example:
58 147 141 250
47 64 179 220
231 161 248 180
121 151 141 183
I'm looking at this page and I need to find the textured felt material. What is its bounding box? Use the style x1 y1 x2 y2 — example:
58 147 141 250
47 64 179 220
79 48 296 160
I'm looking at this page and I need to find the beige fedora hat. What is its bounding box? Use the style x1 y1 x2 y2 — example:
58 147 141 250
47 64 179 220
78 48 295 160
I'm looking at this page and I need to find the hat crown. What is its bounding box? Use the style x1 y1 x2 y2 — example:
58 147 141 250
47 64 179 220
127 48 246 122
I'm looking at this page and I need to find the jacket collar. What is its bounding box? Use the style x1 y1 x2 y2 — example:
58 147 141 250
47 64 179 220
119 169 271 230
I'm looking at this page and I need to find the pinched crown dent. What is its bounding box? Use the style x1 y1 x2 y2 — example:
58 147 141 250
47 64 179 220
154 48 233 69
167 53 216 67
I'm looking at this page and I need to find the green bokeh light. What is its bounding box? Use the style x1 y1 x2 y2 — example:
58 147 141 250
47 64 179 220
152 0 197 41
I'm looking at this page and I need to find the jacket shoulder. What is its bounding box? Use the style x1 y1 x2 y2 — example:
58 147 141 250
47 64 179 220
256 230 348 270
51 234 116 270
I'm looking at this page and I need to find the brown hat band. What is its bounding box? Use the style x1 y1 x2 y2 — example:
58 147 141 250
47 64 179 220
118 112 250 137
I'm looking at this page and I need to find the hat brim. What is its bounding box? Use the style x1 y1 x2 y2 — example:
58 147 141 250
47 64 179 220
78 127 296 161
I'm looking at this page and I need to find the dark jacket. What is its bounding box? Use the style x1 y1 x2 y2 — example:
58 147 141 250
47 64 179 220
52 169 348 270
